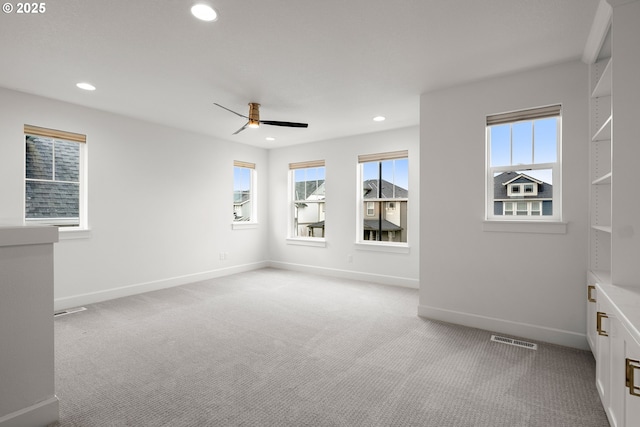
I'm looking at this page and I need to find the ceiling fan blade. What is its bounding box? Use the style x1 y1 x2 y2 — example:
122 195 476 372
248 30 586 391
214 103 248 119
260 120 308 128
232 122 249 135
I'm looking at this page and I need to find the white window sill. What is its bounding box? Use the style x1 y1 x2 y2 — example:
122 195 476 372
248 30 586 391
483 220 567 234
231 222 258 230
58 227 92 240
286 237 327 248
355 242 410 254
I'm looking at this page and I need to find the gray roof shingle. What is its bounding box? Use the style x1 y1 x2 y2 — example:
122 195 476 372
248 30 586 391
25 136 80 220
493 172 552 199
363 179 408 199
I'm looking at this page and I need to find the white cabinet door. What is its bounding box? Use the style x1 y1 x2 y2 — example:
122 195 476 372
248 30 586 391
587 284 598 355
609 311 626 427
596 294 613 409
623 327 640 425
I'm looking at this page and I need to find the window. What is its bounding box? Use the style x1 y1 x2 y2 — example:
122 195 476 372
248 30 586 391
366 202 375 216
289 160 325 238
486 105 561 221
24 124 86 228
233 161 256 223
358 150 408 244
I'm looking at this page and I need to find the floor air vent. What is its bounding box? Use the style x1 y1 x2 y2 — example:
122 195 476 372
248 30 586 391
490 334 538 350
54 307 87 317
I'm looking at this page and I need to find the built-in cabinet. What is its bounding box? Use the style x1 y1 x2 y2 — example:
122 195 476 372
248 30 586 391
587 1 640 425
0 225 59 427
588 278 640 427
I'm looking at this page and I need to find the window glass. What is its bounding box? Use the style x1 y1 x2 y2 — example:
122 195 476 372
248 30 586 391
490 125 511 167
487 107 560 221
233 166 253 222
292 165 325 238
512 121 533 165
360 155 408 243
25 135 82 226
534 117 558 164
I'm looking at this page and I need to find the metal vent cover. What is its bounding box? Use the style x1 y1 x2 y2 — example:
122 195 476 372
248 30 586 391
54 307 87 317
491 334 538 350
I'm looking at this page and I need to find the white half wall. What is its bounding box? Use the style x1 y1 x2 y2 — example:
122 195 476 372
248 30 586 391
0 87 269 310
419 60 589 349
268 127 420 288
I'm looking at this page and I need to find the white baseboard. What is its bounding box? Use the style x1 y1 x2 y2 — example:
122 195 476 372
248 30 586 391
54 261 268 311
268 261 419 289
418 304 589 350
0 396 59 427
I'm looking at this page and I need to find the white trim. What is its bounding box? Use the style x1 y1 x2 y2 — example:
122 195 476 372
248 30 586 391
53 261 268 311
289 165 326 239
356 156 410 245
582 0 612 64
354 241 410 253
0 396 59 427
286 237 327 247
502 174 543 186
417 304 588 350
58 227 92 240
483 220 567 234
486 115 561 222
231 222 258 230
233 164 257 223
269 260 418 289
24 136 88 228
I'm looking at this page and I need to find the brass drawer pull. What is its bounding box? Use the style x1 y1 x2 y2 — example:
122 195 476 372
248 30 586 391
626 358 640 397
587 285 596 303
597 312 609 336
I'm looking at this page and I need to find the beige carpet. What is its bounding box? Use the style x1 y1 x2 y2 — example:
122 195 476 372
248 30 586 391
52 268 609 426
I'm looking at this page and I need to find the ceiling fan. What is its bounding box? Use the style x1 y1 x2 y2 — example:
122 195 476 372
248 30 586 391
214 102 309 135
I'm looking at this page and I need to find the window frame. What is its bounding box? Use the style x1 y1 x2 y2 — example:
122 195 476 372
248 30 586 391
356 150 409 248
232 161 257 228
485 105 562 223
23 124 88 231
366 201 375 216
288 160 326 242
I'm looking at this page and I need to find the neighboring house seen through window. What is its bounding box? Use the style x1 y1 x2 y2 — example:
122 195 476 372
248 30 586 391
24 124 86 228
233 161 256 223
358 150 408 243
290 160 325 238
486 105 561 221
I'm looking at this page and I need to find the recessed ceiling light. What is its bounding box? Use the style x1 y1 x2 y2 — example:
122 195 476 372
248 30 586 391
191 4 218 21
76 82 96 91
373 116 386 122
266 137 275 141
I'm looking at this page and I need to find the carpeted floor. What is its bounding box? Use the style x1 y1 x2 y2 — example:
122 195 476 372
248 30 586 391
52 268 609 426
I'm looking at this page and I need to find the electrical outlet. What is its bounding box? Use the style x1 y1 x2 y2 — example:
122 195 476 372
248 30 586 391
347 254 353 263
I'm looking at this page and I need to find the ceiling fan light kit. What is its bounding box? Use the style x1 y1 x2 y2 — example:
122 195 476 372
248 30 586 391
214 102 309 135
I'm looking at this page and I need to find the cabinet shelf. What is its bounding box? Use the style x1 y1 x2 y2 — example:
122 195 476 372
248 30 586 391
591 57 612 98
592 225 612 234
592 115 612 142
592 172 612 185
590 269 611 286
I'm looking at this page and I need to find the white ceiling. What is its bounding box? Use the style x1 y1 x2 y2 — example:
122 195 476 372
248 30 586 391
0 0 599 148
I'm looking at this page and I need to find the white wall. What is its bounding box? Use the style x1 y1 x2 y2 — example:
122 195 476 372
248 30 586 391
268 127 420 288
0 88 269 310
419 60 589 348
